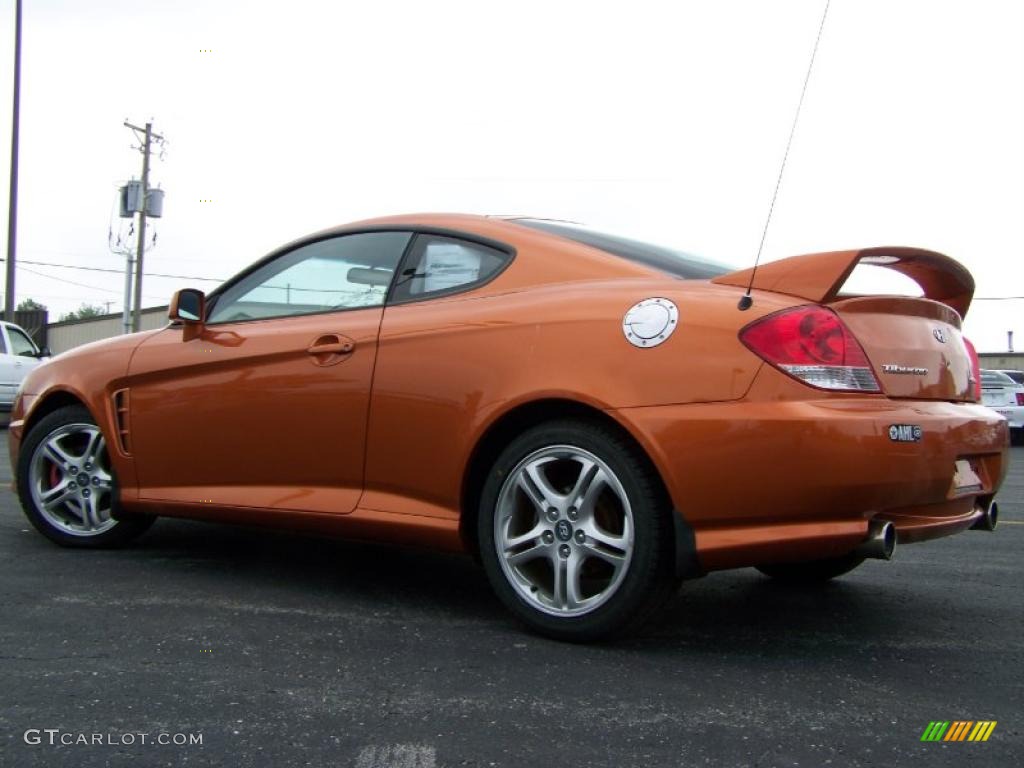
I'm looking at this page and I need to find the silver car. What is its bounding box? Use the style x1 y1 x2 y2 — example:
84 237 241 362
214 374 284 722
997 369 1024 386
0 321 50 411
980 369 1024 444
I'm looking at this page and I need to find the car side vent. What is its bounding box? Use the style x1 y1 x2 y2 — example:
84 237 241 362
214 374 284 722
112 389 132 455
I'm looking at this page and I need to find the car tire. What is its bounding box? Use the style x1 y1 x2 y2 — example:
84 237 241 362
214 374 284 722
478 419 676 642
17 405 154 548
755 552 866 582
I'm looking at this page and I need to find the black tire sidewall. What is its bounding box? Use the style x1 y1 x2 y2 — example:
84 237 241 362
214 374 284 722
478 419 673 641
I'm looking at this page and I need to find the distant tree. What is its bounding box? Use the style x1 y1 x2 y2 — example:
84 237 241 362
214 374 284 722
59 303 106 322
16 298 48 312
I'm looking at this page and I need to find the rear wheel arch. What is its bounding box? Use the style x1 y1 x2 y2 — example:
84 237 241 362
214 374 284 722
459 399 687 564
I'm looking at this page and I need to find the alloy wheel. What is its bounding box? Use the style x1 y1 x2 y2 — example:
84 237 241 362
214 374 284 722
493 445 634 617
28 423 117 536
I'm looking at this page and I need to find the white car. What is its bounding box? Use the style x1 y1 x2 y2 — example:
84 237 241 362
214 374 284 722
980 369 1024 444
0 320 50 411
997 369 1024 387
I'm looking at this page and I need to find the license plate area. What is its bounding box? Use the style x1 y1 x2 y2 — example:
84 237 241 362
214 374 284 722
951 459 983 496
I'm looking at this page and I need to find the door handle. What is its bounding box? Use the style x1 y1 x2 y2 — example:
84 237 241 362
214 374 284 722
307 340 354 355
306 335 355 360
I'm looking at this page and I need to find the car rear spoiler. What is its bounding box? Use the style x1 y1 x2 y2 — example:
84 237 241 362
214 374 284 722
712 246 975 318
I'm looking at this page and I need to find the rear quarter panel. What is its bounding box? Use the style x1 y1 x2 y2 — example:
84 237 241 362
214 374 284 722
361 278 780 519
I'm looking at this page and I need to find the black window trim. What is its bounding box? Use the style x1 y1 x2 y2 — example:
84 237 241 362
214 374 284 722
386 231 516 307
509 218 730 281
200 226 516 326
201 230 413 326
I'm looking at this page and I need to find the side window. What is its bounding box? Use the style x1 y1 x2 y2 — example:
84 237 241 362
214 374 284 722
391 236 509 302
207 232 411 323
7 326 38 357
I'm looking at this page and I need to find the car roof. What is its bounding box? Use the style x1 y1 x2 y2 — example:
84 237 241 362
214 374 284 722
206 213 665 302
980 370 1017 385
297 213 731 283
996 369 1024 380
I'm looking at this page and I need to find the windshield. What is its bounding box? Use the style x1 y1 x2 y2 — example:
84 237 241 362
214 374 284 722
512 219 732 280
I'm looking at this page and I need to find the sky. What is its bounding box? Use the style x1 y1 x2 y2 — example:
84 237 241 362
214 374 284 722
0 0 1021 351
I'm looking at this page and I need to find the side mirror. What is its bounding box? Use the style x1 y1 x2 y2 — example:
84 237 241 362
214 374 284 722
36 347 52 359
169 289 206 324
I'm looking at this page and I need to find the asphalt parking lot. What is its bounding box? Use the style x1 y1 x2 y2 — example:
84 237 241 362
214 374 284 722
0 431 1020 768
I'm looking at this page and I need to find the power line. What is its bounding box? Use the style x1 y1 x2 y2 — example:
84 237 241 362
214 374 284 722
46 250 220 269
0 257 224 282
15 265 164 301
5 290 116 302
17 265 130 295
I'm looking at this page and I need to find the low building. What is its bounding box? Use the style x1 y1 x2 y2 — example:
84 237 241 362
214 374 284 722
979 352 1024 372
47 307 168 355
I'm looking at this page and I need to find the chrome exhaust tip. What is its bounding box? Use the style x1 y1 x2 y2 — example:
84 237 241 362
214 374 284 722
970 502 998 532
854 520 896 561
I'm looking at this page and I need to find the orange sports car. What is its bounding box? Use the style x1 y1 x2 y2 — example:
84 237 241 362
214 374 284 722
9 214 1008 640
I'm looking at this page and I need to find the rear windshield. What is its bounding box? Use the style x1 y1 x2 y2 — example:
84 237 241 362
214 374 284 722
999 370 1024 385
512 219 732 280
981 371 1015 387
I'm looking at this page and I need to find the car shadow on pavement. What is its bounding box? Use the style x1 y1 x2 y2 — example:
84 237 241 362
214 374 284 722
131 517 501 618
124 517 957 654
630 568 962 657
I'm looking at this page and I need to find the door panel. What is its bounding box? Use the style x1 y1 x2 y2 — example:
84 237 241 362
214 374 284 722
128 310 382 513
124 230 411 514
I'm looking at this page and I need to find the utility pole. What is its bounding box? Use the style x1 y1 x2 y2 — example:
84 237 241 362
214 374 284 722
4 0 23 322
121 253 133 334
133 123 151 333
123 120 163 332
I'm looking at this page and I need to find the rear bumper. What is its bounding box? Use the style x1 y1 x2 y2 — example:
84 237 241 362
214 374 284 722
989 404 1023 429
615 397 1009 572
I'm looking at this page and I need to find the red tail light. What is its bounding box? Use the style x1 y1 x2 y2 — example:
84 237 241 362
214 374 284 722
1016 393 1024 406
962 336 981 402
740 305 880 392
